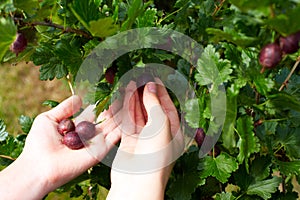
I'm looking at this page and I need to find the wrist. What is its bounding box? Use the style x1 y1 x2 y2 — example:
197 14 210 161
107 173 166 200
0 153 50 199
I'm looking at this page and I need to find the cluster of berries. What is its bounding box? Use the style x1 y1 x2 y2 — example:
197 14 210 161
259 31 300 72
57 119 96 150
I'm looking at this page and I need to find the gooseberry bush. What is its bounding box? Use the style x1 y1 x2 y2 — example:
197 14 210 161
1 0 300 199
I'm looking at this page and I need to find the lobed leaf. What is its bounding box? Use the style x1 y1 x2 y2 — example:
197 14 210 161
236 116 260 171
198 153 239 183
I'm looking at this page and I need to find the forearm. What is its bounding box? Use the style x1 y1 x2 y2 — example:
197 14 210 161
0 154 49 200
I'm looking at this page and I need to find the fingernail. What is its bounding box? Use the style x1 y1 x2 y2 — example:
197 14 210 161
147 82 157 93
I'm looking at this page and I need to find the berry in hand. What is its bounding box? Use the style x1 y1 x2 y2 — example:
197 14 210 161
279 31 300 54
75 121 96 140
259 43 282 72
57 119 75 136
10 33 27 56
62 131 84 150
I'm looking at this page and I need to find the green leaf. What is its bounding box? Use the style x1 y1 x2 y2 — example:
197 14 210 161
263 121 278 135
42 100 59 108
236 116 260 170
267 93 300 112
250 156 272 181
70 184 83 198
275 126 300 159
121 0 144 30
222 90 237 150
136 7 157 27
39 60 68 81
276 160 300 176
69 0 100 30
31 44 54 65
13 0 39 15
18 115 33 134
184 99 200 128
0 17 17 62
206 27 257 47
0 119 8 142
195 45 232 86
167 149 203 200
198 153 239 183
253 76 274 96
265 6 300 35
229 0 273 12
167 171 201 200
215 192 236 200
54 38 82 76
246 177 281 200
89 18 119 38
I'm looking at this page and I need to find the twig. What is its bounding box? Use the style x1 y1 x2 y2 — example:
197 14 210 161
0 155 16 161
212 0 226 17
279 56 300 91
66 75 75 95
14 17 92 39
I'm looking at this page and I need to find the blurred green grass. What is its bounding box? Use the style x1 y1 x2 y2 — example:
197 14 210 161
0 62 69 135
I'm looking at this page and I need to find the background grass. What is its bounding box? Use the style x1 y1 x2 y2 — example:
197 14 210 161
0 62 69 135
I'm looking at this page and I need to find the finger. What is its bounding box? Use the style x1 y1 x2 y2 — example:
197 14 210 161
141 82 169 140
121 81 136 136
155 78 180 136
134 89 145 133
45 95 82 122
143 82 166 121
105 127 122 150
118 81 139 153
98 111 122 137
155 78 184 152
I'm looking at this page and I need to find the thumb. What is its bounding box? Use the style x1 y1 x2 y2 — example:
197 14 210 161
143 82 161 114
143 82 167 128
45 95 82 122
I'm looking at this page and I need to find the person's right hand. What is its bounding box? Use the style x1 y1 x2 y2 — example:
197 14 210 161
107 79 184 200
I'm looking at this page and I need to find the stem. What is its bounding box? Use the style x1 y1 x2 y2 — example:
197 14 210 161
212 0 226 17
270 4 275 18
13 17 92 39
279 56 300 91
0 155 16 161
274 144 284 154
157 7 183 24
281 175 286 193
66 75 75 95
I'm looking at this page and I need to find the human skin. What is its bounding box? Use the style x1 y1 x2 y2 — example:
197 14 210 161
0 80 182 200
107 80 183 200
0 95 121 200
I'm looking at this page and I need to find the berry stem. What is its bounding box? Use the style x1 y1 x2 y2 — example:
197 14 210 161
260 66 266 74
279 56 300 91
66 75 75 95
0 155 16 161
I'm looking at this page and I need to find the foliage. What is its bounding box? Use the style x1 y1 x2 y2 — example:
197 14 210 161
1 0 300 199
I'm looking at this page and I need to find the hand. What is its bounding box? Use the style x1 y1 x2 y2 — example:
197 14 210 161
0 95 121 199
107 80 184 200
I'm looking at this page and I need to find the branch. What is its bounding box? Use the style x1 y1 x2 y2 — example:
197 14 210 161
212 0 226 17
279 56 300 91
0 155 16 161
14 18 92 39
